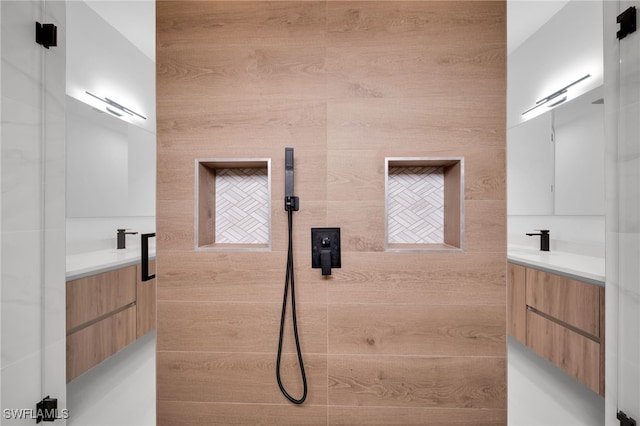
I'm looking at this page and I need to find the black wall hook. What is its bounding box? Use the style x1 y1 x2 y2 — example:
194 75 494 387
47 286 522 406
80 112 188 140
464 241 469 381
36 22 57 49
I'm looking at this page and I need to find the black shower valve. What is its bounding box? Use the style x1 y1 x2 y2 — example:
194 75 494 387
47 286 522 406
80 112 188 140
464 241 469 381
311 228 341 276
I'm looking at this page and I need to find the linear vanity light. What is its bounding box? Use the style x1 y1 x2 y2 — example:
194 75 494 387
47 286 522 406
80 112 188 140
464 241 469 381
85 91 147 120
521 74 591 116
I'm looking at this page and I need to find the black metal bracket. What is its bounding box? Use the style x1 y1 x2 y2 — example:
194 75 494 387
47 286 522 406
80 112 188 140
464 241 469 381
617 6 637 40
618 411 637 426
285 196 299 212
36 396 57 423
35 22 57 49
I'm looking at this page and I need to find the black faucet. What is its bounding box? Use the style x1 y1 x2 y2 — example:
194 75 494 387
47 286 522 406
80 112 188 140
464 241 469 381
117 229 138 249
526 230 550 251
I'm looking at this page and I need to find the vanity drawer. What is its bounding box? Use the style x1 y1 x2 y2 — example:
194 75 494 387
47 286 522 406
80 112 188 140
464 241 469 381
66 265 137 331
526 310 600 394
66 305 137 382
525 267 600 337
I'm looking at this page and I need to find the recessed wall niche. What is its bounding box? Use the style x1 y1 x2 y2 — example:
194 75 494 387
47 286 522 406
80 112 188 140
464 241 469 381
195 159 271 251
385 157 464 252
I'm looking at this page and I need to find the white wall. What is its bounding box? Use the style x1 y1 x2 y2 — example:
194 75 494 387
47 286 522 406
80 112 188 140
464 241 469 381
66 1 154 134
508 1 603 129
1 0 67 423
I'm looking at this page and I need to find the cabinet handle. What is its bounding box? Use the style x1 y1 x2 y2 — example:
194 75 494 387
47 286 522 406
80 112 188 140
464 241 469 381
141 233 155 282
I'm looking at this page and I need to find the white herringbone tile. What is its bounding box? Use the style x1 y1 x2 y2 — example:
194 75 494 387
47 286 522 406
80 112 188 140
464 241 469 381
388 166 444 244
215 168 269 244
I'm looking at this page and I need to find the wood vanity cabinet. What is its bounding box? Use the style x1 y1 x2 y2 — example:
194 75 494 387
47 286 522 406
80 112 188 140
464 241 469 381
507 262 605 396
136 259 156 338
66 262 156 383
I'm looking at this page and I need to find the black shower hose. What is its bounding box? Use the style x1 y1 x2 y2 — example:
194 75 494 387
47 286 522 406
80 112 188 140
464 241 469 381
275 207 308 404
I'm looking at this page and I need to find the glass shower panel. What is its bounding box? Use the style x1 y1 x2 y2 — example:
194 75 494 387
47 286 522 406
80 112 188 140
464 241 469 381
0 0 66 423
609 0 640 422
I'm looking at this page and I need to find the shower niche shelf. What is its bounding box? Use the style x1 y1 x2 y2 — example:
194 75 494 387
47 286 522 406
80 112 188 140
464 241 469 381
195 158 271 251
385 157 463 252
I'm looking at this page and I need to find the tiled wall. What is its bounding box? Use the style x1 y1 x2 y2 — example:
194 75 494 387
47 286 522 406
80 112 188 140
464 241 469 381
215 168 270 245
156 2 506 424
387 166 445 245
1 0 67 422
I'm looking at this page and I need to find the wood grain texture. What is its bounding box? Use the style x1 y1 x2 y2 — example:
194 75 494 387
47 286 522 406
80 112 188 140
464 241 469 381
157 100 327 152
326 2 505 47
157 1 327 48
328 355 506 408
158 401 327 426
326 99 505 152
525 267 600 337
156 250 328 304
443 162 462 248
526 310 600 394
327 252 505 305
136 260 157 338
328 406 507 425
67 306 136 383
157 301 327 353
328 304 505 356
66 265 137 331
464 200 506 252
157 351 327 405
327 200 385 252
507 262 527 344
158 45 327 101
326 43 504 100
157 0 506 422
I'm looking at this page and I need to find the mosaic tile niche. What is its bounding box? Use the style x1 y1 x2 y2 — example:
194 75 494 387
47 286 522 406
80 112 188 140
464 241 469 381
196 159 271 250
385 158 463 251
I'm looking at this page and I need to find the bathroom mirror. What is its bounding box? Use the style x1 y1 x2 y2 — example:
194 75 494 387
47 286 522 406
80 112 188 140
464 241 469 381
66 95 155 218
507 85 605 216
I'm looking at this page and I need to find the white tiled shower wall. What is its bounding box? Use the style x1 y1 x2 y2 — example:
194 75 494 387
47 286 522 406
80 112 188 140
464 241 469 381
1 0 67 423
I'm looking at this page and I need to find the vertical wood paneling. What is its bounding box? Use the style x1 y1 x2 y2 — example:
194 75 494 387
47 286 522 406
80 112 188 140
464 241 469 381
157 0 505 424
136 260 157 338
507 262 527 343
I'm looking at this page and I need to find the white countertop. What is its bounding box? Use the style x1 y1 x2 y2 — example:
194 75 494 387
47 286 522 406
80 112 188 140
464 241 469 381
508 244 605 286
66 246 156 281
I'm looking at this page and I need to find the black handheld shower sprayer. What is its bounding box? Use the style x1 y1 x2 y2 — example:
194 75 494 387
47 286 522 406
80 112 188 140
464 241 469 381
276 147 307 404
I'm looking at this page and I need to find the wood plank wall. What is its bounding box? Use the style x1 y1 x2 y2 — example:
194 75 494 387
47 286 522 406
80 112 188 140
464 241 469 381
156 1 507 424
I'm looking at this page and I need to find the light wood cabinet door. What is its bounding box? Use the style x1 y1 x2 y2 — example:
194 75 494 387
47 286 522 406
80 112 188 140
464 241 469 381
137 259 157 338
507 263 527 343
67 305 137 382
526 310 600 394
525 267 600 337
66 265 137 332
